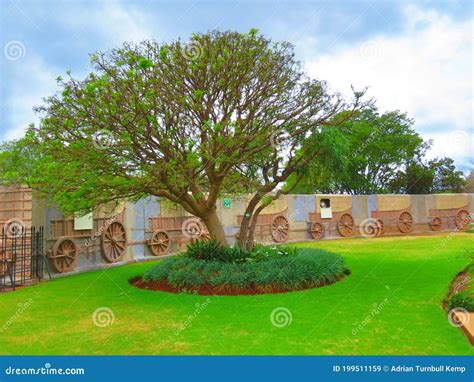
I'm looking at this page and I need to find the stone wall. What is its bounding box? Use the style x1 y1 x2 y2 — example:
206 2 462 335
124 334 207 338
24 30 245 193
2 188 472 274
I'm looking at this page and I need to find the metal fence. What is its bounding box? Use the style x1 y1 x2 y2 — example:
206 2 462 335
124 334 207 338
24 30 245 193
0 225 50 291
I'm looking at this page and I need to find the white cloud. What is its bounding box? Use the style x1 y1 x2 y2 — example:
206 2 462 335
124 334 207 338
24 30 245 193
427 131 473 172
3 1 157 141
4 56 58 140
305 4 473 167
3 2 472 170
58 1 155 46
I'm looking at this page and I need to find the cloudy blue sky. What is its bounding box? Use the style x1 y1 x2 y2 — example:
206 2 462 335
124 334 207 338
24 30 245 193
1 0 472 171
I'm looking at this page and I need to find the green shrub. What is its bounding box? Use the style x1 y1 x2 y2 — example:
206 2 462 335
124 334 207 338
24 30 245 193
249 244 297 261
221 244 249 263
185 240 224 261
143 247 348 292
185 239 251 263
448 290 474 312
184 240 296 263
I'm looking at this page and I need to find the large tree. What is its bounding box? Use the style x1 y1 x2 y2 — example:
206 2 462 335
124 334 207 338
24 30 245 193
0 30 365 249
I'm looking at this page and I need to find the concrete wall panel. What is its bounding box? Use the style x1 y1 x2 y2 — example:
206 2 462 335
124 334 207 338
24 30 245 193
468 194 474 213
410 195 429 232
435 193 470 209
377 194 411 211
290 195 315 222
352 195 369 225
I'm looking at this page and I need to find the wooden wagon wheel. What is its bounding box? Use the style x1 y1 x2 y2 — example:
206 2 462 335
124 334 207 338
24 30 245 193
430 217 442 231
337 213 354 237
455 209 471 230
398 211 413 233
195 220 211 242
199 229 211 242
271 215 289 243
375 219 384 237
148 229 170 256
310 222 324 240
101 221 127 263
51 237 77 273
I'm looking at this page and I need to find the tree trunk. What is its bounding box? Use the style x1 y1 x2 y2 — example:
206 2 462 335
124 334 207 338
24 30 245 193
201 209 227 246
246 211 260 251
237 194 263 250
237 214 251 249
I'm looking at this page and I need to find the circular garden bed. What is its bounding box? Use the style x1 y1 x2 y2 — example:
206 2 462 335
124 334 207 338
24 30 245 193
131 241 349 295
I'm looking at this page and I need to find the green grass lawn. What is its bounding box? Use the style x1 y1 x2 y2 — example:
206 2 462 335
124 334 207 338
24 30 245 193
0 233 473 355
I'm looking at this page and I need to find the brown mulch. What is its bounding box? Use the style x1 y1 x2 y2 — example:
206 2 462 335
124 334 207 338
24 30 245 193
129 270 349 296
443 267 471 311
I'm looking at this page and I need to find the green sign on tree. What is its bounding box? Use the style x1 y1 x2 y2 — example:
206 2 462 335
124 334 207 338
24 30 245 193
223 198 231 209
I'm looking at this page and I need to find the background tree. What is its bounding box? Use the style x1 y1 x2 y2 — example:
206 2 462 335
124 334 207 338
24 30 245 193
429 157 467 193
390 157 467 194
0 30 365 249
464 169 474 193
284 125 350 193
287 106 427 194
287 106 468 195
388 160 433 194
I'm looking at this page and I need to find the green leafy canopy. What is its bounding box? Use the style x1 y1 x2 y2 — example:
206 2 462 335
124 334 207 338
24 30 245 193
0 30 366 245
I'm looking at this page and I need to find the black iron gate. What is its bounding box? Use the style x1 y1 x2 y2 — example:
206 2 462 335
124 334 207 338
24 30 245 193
0 225 50 291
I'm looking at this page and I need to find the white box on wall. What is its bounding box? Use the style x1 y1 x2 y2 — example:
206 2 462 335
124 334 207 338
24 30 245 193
74 212 93 230
320 198 333 219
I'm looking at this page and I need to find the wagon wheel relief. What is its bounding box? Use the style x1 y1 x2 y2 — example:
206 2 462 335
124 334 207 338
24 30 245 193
101 221 127 263
337 213 354 237
398 211 413 233
51 237 77 273
148 229 170 256
182 218 210 242
455 209 471 230
430 217 442 231
374 219 384 237
199 223 211 242
271 215 290 243
310 222 324 240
